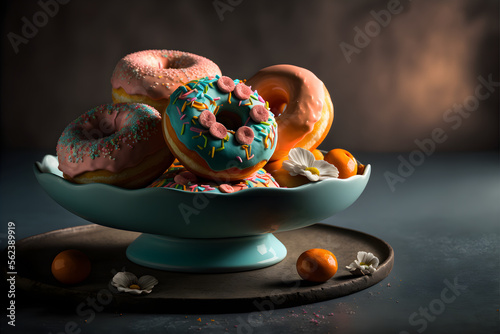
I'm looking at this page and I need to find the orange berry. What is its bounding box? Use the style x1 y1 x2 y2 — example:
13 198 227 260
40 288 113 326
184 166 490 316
264 156 287 174
324 148 358 179
266 154 311 188
51 249 91 285
311 149 324 160
271 168 310 188
296 248 338 282
357 164 366 175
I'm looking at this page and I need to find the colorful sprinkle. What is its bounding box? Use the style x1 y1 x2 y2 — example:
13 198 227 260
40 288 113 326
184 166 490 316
163 75 278 176
190 127 204 133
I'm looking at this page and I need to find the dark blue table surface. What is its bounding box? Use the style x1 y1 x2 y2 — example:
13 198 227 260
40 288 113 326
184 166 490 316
1 149 499 334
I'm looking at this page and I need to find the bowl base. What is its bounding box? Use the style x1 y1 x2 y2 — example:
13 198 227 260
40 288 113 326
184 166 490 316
126 233 287 273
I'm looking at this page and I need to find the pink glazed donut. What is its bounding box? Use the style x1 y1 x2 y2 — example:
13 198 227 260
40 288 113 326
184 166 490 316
56 103 175 189
111 50 221 112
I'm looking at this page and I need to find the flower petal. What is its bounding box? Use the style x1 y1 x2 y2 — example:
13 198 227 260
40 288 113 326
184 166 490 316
37 155 63 176
363 252 374 263
314 160 339 177
111 272 138 288
356 251 368 262
345 261 358 271
348 268 366 276
115 286 146 295
138 275 159 291
347 252 379 276
282 160 300 175
358 251 379 268
288 148 315 167
301 170 320 181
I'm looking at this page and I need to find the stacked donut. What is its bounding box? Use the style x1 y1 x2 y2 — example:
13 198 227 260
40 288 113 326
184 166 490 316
56 49 338 191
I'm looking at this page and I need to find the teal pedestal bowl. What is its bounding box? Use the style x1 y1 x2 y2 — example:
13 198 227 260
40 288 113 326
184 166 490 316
35 155 370 273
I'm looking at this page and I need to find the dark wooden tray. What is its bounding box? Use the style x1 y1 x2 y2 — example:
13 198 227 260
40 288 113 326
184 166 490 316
3 224 393 313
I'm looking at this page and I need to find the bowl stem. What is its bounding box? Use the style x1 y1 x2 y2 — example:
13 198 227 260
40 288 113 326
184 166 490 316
126 233 287 273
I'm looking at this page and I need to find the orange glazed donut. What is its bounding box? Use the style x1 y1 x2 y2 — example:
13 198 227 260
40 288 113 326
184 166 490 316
246 64 334 162
56 103 175 189
111 50 221 112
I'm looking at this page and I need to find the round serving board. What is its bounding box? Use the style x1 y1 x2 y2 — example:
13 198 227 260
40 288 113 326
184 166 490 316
5 224 393 313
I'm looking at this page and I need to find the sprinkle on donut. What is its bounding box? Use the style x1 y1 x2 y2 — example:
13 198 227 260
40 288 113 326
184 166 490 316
111 50 222 101
56 103 171 182
163 75 278 180
58 103 163 164
148 166 281 193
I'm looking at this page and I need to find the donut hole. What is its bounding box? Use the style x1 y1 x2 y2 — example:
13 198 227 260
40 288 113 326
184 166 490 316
164 56 196 69
78 118 117 141
216 109 243 131
259 86 289 118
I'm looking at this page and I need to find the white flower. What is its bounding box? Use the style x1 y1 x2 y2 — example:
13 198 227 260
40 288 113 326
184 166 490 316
282 148 339 181
346 251 380 276
111 271 158 295
36 155 63 177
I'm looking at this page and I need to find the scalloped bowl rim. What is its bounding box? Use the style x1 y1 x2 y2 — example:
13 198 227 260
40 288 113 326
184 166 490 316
34 154 371 239
34 155 371 196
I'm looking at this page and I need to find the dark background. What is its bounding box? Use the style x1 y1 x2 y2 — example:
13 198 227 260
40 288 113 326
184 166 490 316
1 0 499 152
1 2 499 333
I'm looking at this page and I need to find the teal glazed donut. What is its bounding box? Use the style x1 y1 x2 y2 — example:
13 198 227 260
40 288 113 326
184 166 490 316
162 76 278 181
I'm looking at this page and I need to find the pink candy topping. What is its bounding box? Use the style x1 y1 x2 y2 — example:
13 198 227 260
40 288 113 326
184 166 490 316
235 126 255 145
219 184 235 193
233 83 252 100
249 105 269 123
209 122 228 139
199 110 216 128
174 171 198 185
217 76 235 93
